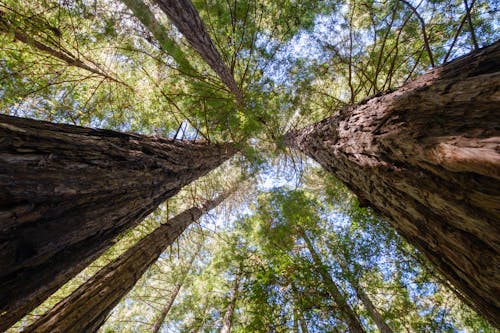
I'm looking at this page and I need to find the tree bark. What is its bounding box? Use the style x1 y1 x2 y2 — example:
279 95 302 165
220 267 241 333
25 193 230 333
155 0 244 104
151 244 200 333
285 42 500 326
0 114 236 331
120 0 194 74
301 232 366 333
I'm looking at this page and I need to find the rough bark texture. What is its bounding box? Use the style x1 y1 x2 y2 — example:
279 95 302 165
25 194 229 333
285 42 500 326
155 0 244 104
0 115 236 331
302 232 366 333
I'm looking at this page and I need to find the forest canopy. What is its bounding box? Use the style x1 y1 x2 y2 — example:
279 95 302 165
0 0 498 332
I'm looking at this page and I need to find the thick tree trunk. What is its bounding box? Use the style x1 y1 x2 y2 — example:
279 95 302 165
151 244 200 333
285 42 500 326
220 268 241 333
302 232 366 333
25 193 230 333
0 114 236 331
155 0 244 104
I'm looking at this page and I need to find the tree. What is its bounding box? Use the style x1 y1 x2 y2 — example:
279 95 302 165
220 265 242 333
0 114 237 331
285 41 500 326
25 189 233 332
151 242 201 333
301 230 366 333
154 0 243 104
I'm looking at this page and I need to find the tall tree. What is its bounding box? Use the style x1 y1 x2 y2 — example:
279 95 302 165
151 243 201 333
25 190 233 333
0 114 237 331
220 266 242 333
301 230 366 333
154 0 244 104
284 42 500 326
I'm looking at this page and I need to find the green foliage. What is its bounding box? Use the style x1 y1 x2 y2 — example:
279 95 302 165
2 0 497 331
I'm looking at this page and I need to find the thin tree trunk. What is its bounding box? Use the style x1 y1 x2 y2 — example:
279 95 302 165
291 283 309 333
155 0 244 104
220 267 241 333
301 232 366 333
0 115 236 331
284 42 500 327
335 256 393 333
26 192 231 333
151 244 201 333
120 0 194 74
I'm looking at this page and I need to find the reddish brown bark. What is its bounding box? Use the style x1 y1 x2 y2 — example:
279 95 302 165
285 42 500 326
0 115 236 331
155 0 244 104
25 193 230 333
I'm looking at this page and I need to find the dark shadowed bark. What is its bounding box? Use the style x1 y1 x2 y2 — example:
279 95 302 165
302 232 366 333
25 192 231 333
285 42 500 326
155 0 244 104
0 115 236 331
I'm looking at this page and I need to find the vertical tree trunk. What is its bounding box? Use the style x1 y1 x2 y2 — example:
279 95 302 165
220 268 241 333
0 114 236 331
285 42 500 327
155 0 244 104
291 283 309 333
120 0 194 74
151 244 201 333
26 192 231 333
353 285 393 333
336 257 393 333
301 232 366 333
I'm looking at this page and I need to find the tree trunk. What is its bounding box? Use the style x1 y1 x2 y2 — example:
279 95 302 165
120 0 194 74
349 278 393 333
26 193 230 333
155 0 243 104
284 42 500 326
301 232 366 333
336 257 393 333
151 244 201 333
0 114 236 331
291 283 309 333
220 268 241 333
